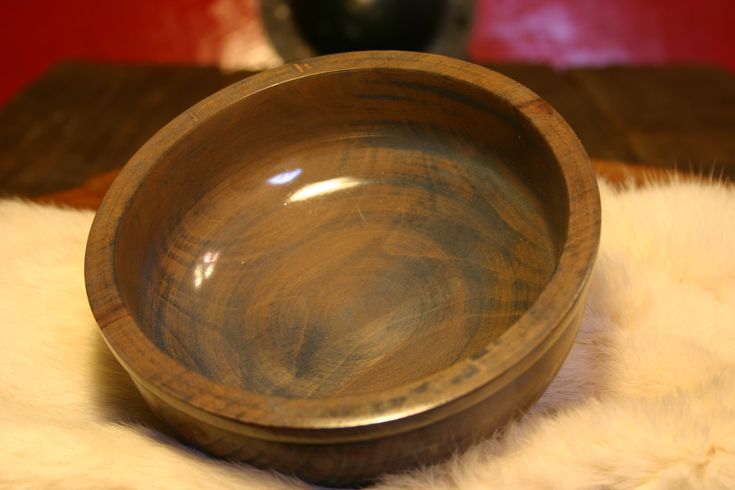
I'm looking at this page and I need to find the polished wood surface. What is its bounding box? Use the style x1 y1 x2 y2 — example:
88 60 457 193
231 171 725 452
84 51 599 485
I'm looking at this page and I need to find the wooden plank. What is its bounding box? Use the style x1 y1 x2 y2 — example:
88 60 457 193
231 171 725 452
488 64 638 162
0 62 252 195
2 62 734 197
567 66 735 179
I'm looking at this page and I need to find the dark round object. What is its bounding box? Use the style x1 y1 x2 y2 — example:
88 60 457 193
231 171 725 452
289 0 447 53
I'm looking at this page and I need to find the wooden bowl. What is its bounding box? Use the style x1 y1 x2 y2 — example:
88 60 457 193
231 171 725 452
85 51 600 486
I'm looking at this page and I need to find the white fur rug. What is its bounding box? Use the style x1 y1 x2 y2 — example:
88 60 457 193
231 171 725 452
1 179 734 489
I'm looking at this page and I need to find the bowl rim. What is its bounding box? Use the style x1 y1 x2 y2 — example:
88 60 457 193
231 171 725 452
85 50 600 441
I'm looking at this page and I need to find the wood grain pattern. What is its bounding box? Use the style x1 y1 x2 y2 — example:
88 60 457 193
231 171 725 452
84 51 600 486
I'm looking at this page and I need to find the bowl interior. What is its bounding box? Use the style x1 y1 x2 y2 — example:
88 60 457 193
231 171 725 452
114 67 568 400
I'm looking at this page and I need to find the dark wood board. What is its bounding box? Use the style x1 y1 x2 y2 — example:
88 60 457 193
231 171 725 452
567 66 735 179
0 62 252 195
1 60 734 197
488 64 639 163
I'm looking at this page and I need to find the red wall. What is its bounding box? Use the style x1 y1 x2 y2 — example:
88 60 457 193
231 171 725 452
469 0 735 69
1 0 734 105
0 0 265 104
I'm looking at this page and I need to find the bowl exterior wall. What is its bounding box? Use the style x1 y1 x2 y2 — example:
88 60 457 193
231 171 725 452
130 290 586 486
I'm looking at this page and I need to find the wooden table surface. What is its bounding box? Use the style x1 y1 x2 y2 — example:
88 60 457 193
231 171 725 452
1 61 734 206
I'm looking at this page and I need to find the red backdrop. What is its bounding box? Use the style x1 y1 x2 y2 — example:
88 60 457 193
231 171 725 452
469 0 735 69
1 0 734 105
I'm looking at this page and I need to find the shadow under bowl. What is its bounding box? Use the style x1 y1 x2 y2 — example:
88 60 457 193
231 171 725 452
85 51 600 487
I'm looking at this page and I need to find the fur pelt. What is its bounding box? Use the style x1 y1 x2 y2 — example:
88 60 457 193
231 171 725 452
1 179 733 489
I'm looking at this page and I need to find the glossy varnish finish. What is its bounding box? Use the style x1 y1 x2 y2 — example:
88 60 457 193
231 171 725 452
85 51 600 486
